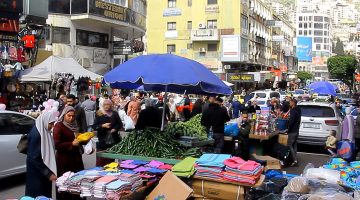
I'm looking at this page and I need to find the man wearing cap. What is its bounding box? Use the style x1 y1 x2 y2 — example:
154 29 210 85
201 97 230 153
287 98 301 166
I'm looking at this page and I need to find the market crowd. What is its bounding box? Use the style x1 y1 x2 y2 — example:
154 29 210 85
2 89 360 199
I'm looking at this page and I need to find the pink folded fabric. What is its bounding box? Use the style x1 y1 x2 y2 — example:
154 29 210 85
120 163 138 169
158 164 173 170
134 166 151 172
224 157 260 171
147 160 164 168
121 160 134 164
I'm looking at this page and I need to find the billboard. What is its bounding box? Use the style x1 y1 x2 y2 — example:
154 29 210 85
296 37 312 62
221 35 241 62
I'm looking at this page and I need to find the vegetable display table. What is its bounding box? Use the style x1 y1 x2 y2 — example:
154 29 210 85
96 151 181 165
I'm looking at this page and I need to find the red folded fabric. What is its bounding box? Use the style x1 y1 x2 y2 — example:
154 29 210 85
224 157 260 171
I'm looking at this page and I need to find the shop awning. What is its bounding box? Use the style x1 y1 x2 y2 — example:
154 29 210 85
19 56 102 82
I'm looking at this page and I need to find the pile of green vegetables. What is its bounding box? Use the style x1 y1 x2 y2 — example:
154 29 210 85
165 114 207 139
107 127 200 159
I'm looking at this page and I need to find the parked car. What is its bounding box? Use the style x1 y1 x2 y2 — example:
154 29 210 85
0 111 35 179
298 102 342 146
246 90 281 103
293 89 306 98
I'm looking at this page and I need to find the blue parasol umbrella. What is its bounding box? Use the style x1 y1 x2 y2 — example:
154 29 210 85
103 54 232 95
308 81 338 96
104 54 232 129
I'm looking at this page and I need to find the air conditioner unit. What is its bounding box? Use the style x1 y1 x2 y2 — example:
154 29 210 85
199 23 206 29
199 48 206 52
224 65 231 69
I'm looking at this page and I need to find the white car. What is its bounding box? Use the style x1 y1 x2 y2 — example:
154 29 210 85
248 90 281 102
298 102 342 146
0 111 35 178
255 98 269 108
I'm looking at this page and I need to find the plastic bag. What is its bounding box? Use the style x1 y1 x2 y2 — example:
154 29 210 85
284 177 310 194
124 115 135 131
302 163 315 175
304 168 340 184
118 109 126 123
84 139 94 155
281 191 304 200
224 123 239 137
337 140 356 161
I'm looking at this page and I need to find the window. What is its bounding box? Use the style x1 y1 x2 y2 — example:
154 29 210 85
314 23 323 29
299 16 303 21
207 20 217 29
208 44 217 51
168 0 176 8
314 16 323 22
324 38 329 43
241 38 248 53
314 30 323 36
304 30 307 35
0 113 35 135
324 31 328 36
49 0 71 14
167 22 176 30
314 37 323 43
304 23 308 29
308 16 312 21
167 44 176 53
187 43 193 49
52 27 70 44
309 30 312 35
299 23 303 28
76 29 109 48
324 17 330 22
188 0 192 6
309 23 312 28
187 21 192 30
316 44 321 50
208 0 217 4
299 30 303 35
324 45 329 50
241 15 249 34
324 24 328 29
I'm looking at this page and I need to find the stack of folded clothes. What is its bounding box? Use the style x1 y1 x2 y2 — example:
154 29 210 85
195 154 231 180
56 171 75 192
172 157 197 178
79 170 104 197
105 180 132 199
93 176 118 198
223 157 263 185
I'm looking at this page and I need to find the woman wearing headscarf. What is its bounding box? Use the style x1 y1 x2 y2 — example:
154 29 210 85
127 96 141 125
342 106 355 143
93 99 123 166
53 106 84 200
25 112 57 198
167 97 178 122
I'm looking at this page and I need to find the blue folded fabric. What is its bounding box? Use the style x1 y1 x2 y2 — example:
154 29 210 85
20 197 35 200
35 197 51 200
131 160 149 165
196 154 231 168
148 168 167 174
121 169 136 174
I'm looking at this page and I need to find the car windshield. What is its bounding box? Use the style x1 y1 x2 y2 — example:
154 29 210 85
299 105 335 117
257 101 266 105
256 93 266 98
295 90 305 94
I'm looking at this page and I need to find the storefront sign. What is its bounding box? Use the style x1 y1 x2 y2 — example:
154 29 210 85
89 0 146 30
205 5 219 13
191 29 219 41
0 19 19 34
163 8 181 17
221 35 241 62
113 40 133 55
93 48 107 64
227 73 254 82
0 33 17 41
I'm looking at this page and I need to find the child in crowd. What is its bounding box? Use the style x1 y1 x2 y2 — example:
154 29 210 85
325 130 337 157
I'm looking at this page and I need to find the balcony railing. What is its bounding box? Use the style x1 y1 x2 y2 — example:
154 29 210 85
194 52 220 60
69 0 146 30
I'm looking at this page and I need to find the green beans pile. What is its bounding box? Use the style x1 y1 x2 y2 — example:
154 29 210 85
107 127 200 159
165 114 207 139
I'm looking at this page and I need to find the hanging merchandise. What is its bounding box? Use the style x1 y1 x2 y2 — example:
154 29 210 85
51 73 75 93
95 82 101 89
17 47 26 62
1 45 9 60
77 76 91 92
22 35 35 49
8 46 17 60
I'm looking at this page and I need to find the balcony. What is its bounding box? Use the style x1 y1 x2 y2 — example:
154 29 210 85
194 52 220 60
191 29 219 41
68 0 146 32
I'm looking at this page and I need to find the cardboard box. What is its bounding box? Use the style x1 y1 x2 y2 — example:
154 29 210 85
147 171 193 200
192 179 245 200
278 134 288 146
252 154 281 170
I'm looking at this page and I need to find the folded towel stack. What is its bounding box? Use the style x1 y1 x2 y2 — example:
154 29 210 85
172 157 197 178
195 154 231 180
223 157 263 185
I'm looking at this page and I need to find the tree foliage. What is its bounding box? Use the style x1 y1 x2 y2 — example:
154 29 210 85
297 71 313 82
334 38 345 56
327 56 357 89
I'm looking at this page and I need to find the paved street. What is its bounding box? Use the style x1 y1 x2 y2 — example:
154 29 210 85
0 144 330 199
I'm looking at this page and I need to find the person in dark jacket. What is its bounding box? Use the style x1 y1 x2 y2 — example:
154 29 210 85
93 99 123 166
281 96 291 113
154 96 170 121
135 106 162 130
236 112 251 160
247 100 261 114
183 95 191 121
191 99 204 117
201 97 230 153
231 97 242 119
287 98 301 166
66 94 87 133
202 96 216 113
25 112 57 198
